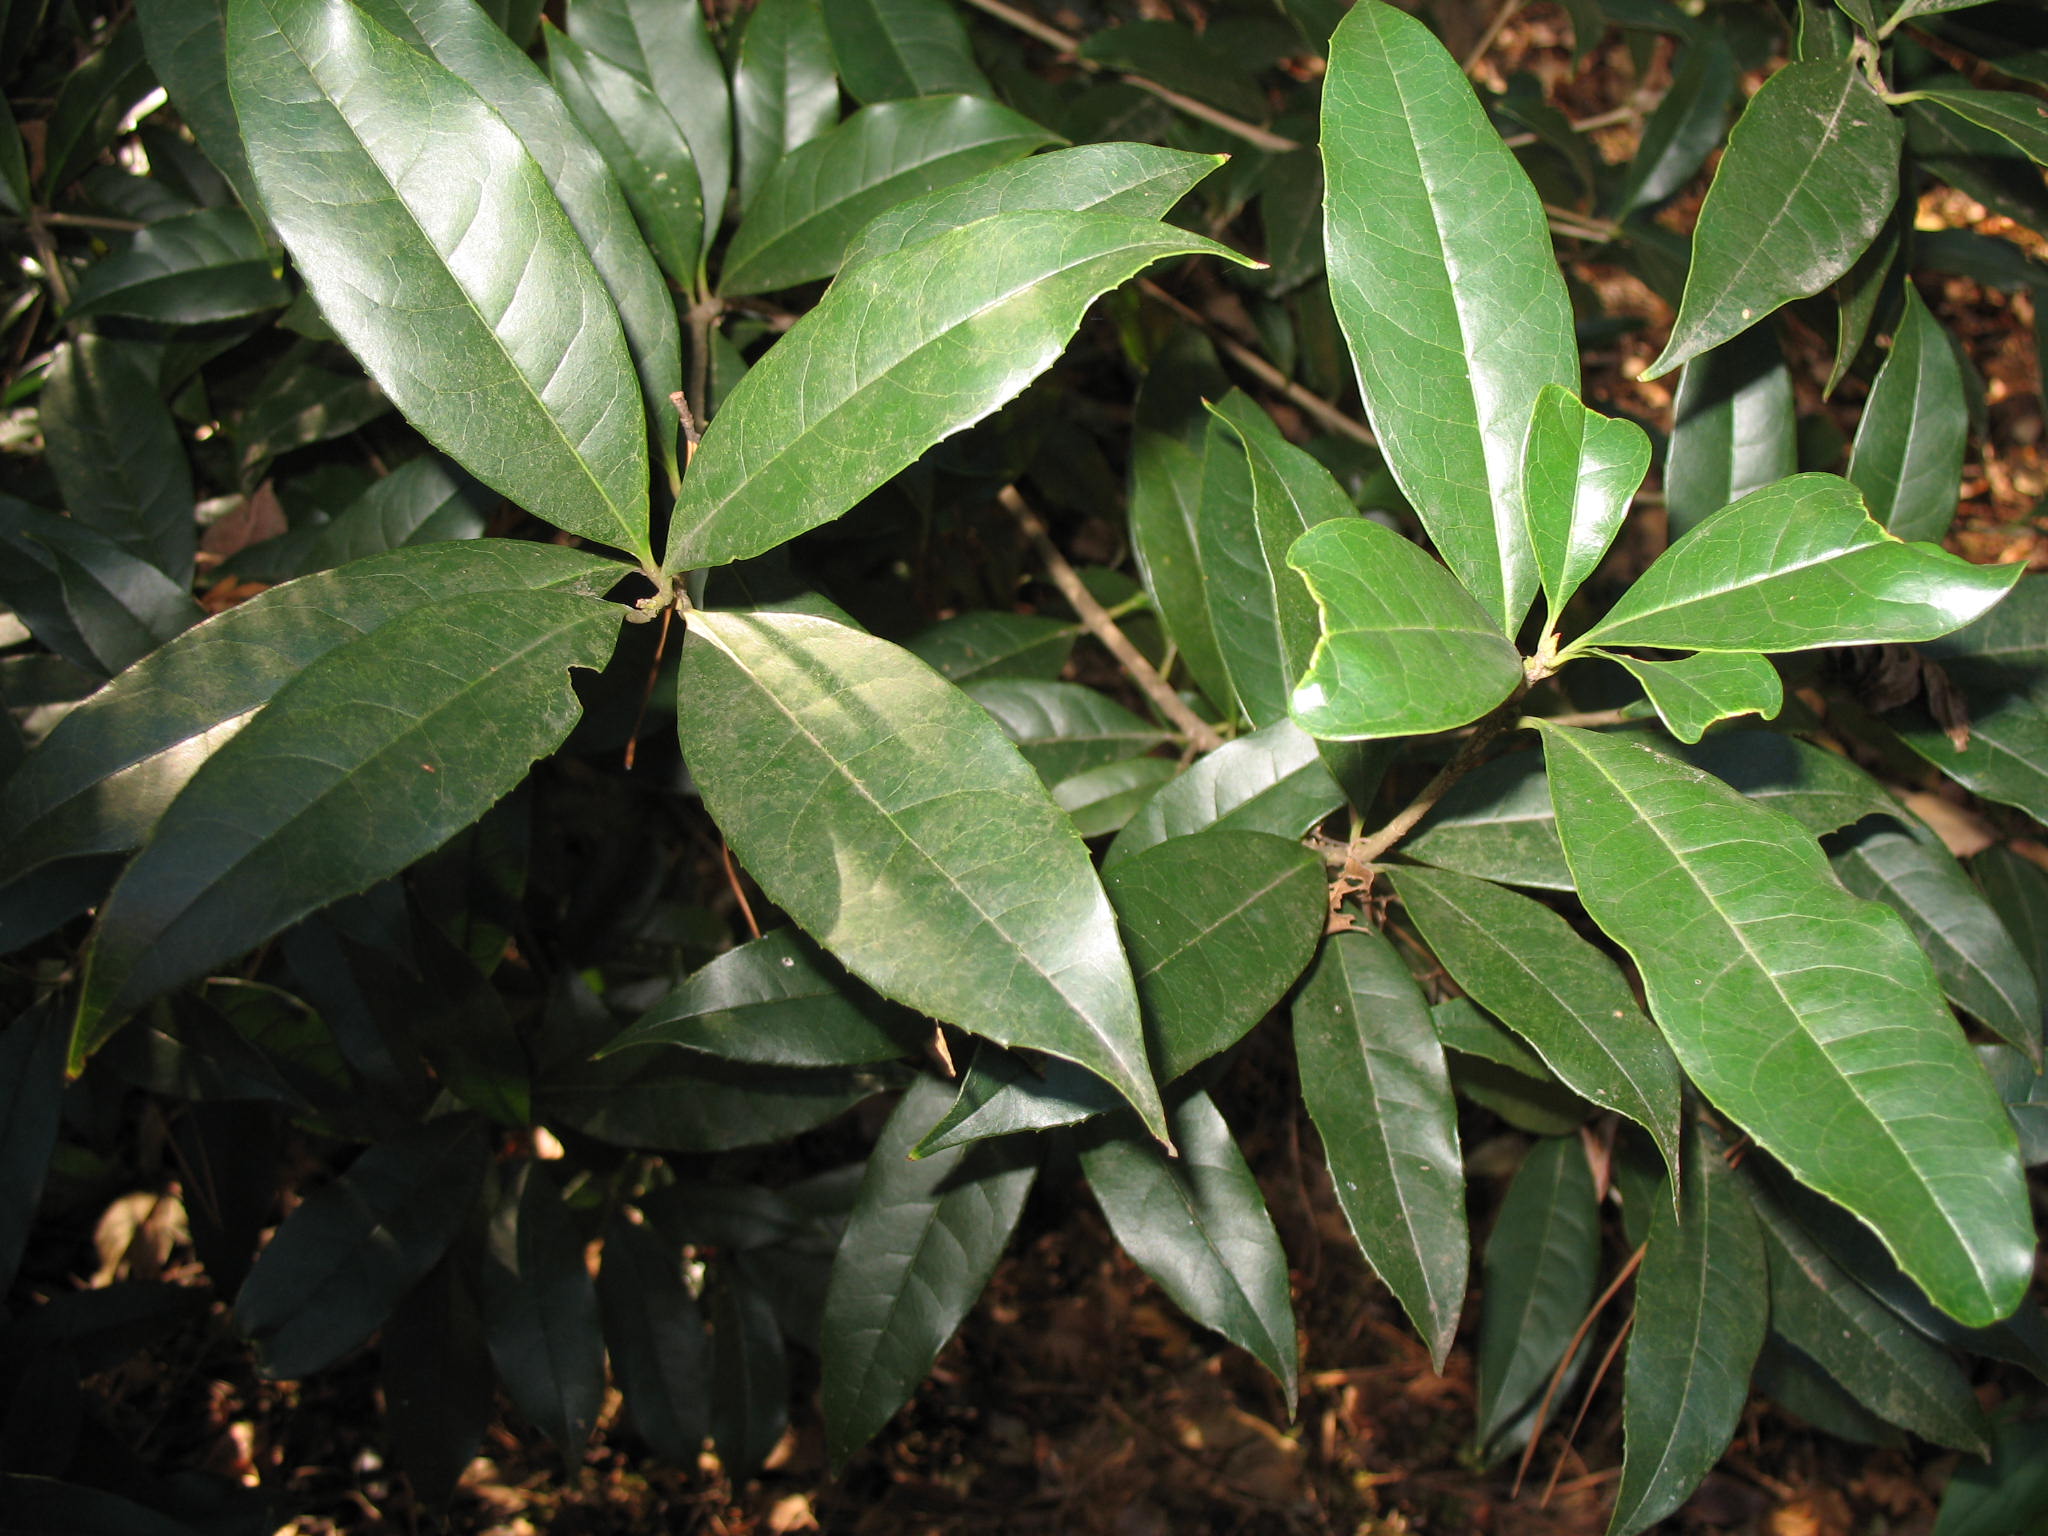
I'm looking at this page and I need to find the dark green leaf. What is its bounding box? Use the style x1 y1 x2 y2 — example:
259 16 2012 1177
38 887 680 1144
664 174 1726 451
1934 1415 2048 1536
1829 199 1907 397
0 1477 203 1536
1197 410 1288 727
1294 930 1466 1367
0 507 204 677
235 1116 488 1378
821 1073 1037 1463
965 679 1172 784
68 208 289 323
911 1044 1121 1155
230 358 392 484
1662 326 1798 540
1596 649 1783 743
1981 1043 2048 1164
1104 719 1343 869
603 927 924 1065
1847 285 1968 542
1285 518 1524 740
0 1002 68 1291
544 1052 887 1151
292 455 492 575
40 335 195 582
1611 36 1735 215
1541 723 2034 1326
1520 384 1652 620
1408 750 1575 890
1079 1089 1298 1406
718 96 1059 296
478 1161 606 1452
734 0 839 213
1475 1135 1600 1450
1571 475 2019 655
73 588 623 1059
1909 87 2048 165
1831 818 2040 1061
1607 1129 1766 1536
677 610 1167 1139
1130 429 1234 713
1646 62 1903 377
382 1258 496 1504
1079 20 1267 122
1054 757 1179 838
671 213 1241 573
135 0 262 212
709 1262 790 1475
1104 829 1325 1081
1256 150 1324 295
903 611 1077 682
228 0 653 558
42 22 154 196
1390 865 1685 1181
824 0 989 103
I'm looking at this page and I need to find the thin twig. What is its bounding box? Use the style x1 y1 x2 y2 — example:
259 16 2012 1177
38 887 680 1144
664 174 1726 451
1500 102 1639 148
721 843 762 941
1541 1312 1633 1505
1526 707 1631 730
1350 688 1529 866
999 484 1224 753
1463 0 1526 76
35 210 147 231
1511 1242 1647 1497
1543 203 1621 242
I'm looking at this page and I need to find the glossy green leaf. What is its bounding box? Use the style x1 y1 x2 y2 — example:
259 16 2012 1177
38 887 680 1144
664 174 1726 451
227 0 652 559
1284 517 1524 740
351 0 683 481
68 208 289 323
1322 0 1577 632
1104 829 1325 1081
545 21 704 290
719 96 1058 296
1898 696 2048 826
1520 384 1652 621
478 1161 606 1452
824 0 988 103
1475 1135 1600 1450
0 542 616 896
42 22 154 197
1130 428 1234 714
1572 475 2019 655
1909 87 2048 165
734 0 839 213
40 335 195 582
1596 649 1783 743
231 358 392 484
1607 1130 1766 1536
1293 930 1466 1367
821 1073 1037 1464
1408 750 1575 890
135 0 262 213
1749 1176 1991 1452
1847 286 1968 542
1540 723 2034 1326
1664 326 1798 540
1197 411 1288 727
565 0 730 268
839 142 1222 273
1829 818 2040 1061
235 1116 488 1378
1079 1090 1298 1407
603 927 924 1066
903 611 1076 682
677 609 1167 1139
544 1052 887 1151
0 508 204 678
1610 35 1736 215
1934 1417 2048 1536
291 455 492 575
1829 200 1907 397
1105 719 1343 868
1645 61 1903 377
669 212 1239 573
911 1044 1120 1155
964 679 1171 784
1389 865 1684 1182
1054 757 1179 838
73 588 623 1060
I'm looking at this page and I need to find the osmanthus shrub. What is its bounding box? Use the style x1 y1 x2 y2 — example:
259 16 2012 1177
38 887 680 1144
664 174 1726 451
2 0 2047 1526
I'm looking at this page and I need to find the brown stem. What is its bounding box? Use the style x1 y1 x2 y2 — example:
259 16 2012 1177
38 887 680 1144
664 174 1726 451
999 485 1225 753
1512 1242 1647 1497
1350 688 1530 866
1462 0 1526 75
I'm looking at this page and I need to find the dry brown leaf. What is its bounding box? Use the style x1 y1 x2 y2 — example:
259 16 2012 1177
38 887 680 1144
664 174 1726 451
199 481 287 565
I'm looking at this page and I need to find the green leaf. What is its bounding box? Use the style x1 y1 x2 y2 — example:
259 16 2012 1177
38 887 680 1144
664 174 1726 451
1982 1043 2048 1164
1610 35 1736 215
1389 865 1685 1182
1975 842 2048 1033
1748 1174 1992 1452
1284 518 1525 740
1847 285 1969 542
671 215 1242 576
734 0 839 213
1104 829 1326 1081
1607 1130 1767 1536
1935 1416 2048 1536
43 22 155 197
135 0 263 213
1079 1089 1298 1407
1829 818 2041 1062
1572 475 2019 655
545 21 704 291
823 0 989 103
676 610 1167 1140
478 1161 606 1452
0 1003 68 1291
565 0 730 270
382 1259 495 1504
1909 87 2048 164
1054 757 1179 838
1130 429 1234 714
1104 719 1344 868
1293 930 1467 1367
1196 411 1288 727
544 1052 887 1151
709 1264 790 1476
351 0 684 484
911 1043 1121 1155
839 142 1222 274
73 588 623 1061
718 96 1058 296
291 455 491 575
1595 649 1783 743
1520 384 1652 621
0 542 617 898
1475 1135 1600 1450
602 927 924 1066
230 358 392 485
228 0 653 560
40 336 196 582
0 93 26 216
1322 0 1578 631
1829 200 1907 397
1539 723 2034 1326
820 1073 1037 1463
1898 697 2048 826
903 611 1077 682
0 1478 204 1536
0 509 205 678
1079 20 1270 123
1645 62 1903 377
1664 326 1798 540
235 1116 488 1378
68 208 290 323
964 679 1171 785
